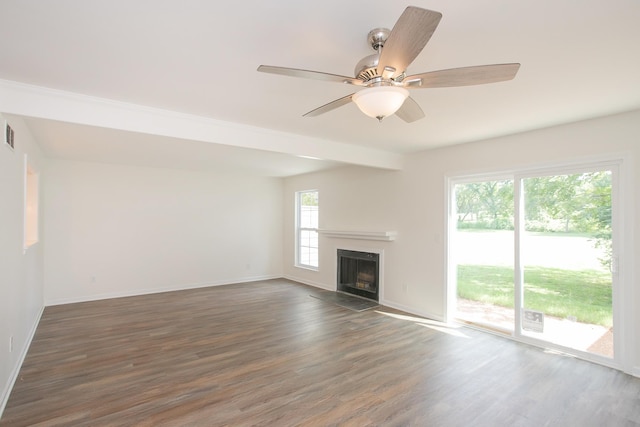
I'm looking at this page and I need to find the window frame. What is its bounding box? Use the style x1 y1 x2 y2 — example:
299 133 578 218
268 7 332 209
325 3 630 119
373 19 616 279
446 157 627 372
295 190 319 270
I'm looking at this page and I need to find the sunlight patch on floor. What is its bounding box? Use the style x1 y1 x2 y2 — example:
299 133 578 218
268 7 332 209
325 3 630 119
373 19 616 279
375 310 470 338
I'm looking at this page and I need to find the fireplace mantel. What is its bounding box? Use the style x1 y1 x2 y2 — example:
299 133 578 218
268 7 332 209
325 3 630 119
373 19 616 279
318 229 397 241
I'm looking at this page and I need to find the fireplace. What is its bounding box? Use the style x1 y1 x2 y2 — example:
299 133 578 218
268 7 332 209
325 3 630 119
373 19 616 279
337 249 379 302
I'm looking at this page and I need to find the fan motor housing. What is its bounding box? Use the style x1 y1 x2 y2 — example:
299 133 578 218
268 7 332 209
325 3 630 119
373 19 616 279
354 27 391 81
355 54 379 81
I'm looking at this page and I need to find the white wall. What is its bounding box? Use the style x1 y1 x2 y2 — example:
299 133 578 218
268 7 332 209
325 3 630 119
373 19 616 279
283 166 401 292
283 109 639 372
0 115 45 413
44 161 283 304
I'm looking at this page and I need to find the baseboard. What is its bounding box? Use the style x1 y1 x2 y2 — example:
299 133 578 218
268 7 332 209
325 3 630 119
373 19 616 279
282 277 445 322
282 277 444 322
632 366 640 378
379 298 444 323
282 275 333 291
0 305 45 419
45 275 281 306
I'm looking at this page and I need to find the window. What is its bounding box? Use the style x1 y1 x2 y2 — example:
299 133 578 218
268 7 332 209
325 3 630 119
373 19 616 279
296 190 319 269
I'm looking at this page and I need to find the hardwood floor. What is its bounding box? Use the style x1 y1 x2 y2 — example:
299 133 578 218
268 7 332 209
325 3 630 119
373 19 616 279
2 279 639 426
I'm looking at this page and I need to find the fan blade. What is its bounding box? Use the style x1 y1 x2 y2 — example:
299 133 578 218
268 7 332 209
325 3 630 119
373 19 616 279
395 96 425 123
303 94 354 117
258 65 364 86
377 7 442 78
404 63 520 88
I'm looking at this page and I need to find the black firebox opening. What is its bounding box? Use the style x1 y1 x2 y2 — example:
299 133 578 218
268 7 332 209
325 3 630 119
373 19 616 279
337 249 379 302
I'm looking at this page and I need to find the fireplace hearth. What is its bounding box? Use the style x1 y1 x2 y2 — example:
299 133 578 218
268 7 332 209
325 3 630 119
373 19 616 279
337 249 379 302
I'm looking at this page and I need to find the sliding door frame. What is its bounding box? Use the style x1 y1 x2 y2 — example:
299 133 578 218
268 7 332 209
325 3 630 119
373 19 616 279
445 155 631 373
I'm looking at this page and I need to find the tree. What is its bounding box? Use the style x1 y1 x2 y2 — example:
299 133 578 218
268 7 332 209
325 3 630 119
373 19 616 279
524 172 611 235
524 171 612 269
300 191 318 206
579 172 612 269
457 172 612 268
456 180 513 229
524 174 582 232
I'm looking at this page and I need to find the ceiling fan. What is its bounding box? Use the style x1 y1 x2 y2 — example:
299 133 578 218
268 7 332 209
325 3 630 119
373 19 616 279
258 6 520 122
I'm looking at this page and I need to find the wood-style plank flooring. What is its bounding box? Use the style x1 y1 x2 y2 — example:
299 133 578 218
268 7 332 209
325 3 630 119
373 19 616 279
2 279 640 426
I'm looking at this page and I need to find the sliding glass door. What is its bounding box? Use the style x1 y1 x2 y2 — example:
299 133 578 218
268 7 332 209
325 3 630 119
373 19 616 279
519 171 613 358
450 163 617 363
453 178 515 332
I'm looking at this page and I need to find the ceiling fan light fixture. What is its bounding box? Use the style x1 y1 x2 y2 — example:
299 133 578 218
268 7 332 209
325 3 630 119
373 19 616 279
352 86 409 121
258 7 518 123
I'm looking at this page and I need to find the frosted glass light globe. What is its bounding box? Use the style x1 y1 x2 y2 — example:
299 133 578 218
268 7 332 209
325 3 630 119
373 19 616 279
352 86 409 120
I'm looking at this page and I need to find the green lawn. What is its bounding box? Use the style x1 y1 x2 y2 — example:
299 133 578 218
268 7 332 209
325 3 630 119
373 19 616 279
457 265 612 327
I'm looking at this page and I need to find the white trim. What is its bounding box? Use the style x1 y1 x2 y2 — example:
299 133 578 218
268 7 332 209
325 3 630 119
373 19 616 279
319 230 397 241
283 275 333 291
514 175 524 339
0 306 44 419
380 299 444 323
446 151 629 182
44 275 280 306
443 176 456 323
283 275 443 321
616 152 635 374
293 264 319 273
295 190 319 269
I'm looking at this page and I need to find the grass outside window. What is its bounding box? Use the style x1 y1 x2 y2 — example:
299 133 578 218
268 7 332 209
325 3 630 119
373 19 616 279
457 264 612 327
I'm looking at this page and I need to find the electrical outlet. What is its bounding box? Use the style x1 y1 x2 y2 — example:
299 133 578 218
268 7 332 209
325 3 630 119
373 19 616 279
402 283 408 293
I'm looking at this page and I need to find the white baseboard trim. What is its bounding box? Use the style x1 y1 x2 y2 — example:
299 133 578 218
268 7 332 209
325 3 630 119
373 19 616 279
632 366 640 378
0 305 45 419
45 275 281 306
379 298 444 323
283 275 333 291
282 277 444 322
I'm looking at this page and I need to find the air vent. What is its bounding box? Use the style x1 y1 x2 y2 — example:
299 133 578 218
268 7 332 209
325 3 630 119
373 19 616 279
357 67 379 82
2 116 14 151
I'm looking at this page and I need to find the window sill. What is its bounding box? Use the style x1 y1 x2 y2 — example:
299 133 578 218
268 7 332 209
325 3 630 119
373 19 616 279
295 264 319 272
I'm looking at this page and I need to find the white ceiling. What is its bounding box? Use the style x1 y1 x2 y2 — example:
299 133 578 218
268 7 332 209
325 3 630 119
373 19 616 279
1 0 639 176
